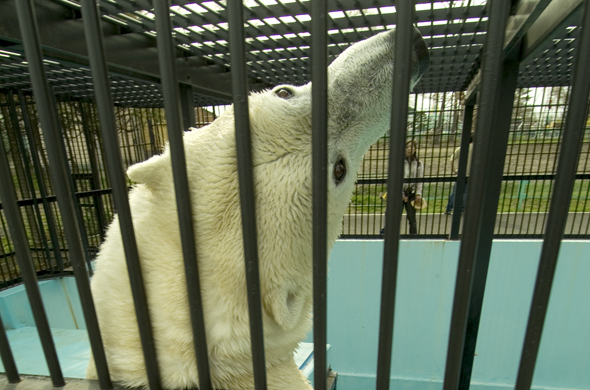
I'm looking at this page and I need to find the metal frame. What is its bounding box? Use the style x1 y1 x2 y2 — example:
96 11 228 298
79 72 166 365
0 1 589 390
0 0 583 107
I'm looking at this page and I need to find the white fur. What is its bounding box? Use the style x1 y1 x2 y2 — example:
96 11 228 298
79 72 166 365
87 28 428 389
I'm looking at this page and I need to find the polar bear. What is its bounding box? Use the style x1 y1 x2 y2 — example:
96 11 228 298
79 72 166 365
87 27 429 389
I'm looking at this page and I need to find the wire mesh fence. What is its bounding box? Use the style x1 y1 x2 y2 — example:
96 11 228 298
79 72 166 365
343 86 590 237
1 85 589 288
0 91 224 288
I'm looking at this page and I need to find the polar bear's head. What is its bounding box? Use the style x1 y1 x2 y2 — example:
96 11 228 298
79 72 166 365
243 26 430 244
124 27 428 335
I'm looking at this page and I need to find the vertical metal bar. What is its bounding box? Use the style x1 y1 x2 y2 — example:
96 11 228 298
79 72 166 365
515 0 590 387
458 56 519 390
227 1 267 389
179 83 196 131
449 104 474 240
49 91 93 273
0 313 19 383
311 0 329 387
17 89 64 271
0 141 21 385
0 107 64 387
78 101 107 243
14 1 114 389
375 1 414 389
442 1 511 389
151 0 212 388
6 90 53 270
79 1 165 389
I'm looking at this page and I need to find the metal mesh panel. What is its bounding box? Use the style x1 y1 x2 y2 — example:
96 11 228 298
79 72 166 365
0 91 184 288
341 86 590 238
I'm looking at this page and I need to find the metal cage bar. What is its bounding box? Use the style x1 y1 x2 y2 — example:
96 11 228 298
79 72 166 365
449 104 474 240
515 0 590 388
0 129 44 385
0 309 19 383
80 0 160 389
13 1 118 387
311 0 329 389
443 1 512 389
227 1 267 389
375 1 415 389
152 0 213 388
0 95 64 387
459 53 520 390
5 90 53 272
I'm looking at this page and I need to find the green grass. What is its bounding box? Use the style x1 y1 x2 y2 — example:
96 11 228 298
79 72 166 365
349 180 590 214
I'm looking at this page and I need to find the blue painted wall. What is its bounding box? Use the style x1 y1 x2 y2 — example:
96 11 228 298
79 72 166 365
323 240 590 390
0 240 588 390
0 277 86 330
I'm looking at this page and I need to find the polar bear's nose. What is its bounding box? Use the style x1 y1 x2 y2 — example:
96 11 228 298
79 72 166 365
413 26 430 77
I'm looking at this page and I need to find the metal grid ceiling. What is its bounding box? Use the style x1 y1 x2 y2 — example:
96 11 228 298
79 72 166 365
0 0 585 107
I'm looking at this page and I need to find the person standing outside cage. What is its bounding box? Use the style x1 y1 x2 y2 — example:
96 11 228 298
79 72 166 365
380 140 425 235
445 135 473 215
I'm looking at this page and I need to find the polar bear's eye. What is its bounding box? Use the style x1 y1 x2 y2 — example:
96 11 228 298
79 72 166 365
275 88 293 99
333 159 347 184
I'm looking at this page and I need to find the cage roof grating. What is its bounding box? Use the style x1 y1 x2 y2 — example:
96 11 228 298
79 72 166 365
0 0 585 107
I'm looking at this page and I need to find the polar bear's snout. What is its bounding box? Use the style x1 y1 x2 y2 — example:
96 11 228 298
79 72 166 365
321 26 430 189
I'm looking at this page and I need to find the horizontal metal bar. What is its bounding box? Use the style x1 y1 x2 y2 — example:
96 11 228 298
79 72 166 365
355 174 590 186
3 171 589 211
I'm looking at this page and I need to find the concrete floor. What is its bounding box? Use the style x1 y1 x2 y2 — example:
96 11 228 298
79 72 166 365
0 328 316 384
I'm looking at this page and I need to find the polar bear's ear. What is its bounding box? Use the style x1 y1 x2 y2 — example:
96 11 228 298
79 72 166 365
267 287 306 331
126 153 171 189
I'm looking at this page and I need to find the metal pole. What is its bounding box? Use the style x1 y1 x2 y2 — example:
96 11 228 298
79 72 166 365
179 83 196 131
0 106 64 388
515 0 590 388
449 104 474 240
152 0 212 388
15 0 111 388
0 314 19 383
458 54 520 390
78 101 107 242
442 1 511 389
311 0 329 388
227 0 267 388
6 90 53 271
17 89 65 272
79 0 163 388
375 2 415 389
